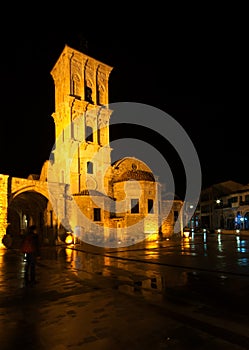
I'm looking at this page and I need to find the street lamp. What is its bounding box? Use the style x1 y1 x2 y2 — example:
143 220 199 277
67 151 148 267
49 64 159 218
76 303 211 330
182 203 196 239
216 199 224 229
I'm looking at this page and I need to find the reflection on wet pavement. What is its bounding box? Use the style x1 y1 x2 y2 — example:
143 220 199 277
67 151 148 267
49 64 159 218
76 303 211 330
1 233 249 349
47 234 249 326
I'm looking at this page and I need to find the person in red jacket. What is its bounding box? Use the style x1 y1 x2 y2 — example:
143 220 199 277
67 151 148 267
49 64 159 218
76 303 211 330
21 225 40 286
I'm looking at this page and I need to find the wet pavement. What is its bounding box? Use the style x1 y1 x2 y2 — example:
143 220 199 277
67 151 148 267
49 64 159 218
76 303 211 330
1 236 249 349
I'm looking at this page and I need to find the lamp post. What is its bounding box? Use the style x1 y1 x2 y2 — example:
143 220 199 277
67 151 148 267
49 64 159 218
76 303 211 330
216 199 224 229
183 203 195 238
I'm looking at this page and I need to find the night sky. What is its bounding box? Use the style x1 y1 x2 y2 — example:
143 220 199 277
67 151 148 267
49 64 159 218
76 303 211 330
0 19 246 199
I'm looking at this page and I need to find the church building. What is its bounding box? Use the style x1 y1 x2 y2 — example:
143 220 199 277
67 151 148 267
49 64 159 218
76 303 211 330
0 44 183 248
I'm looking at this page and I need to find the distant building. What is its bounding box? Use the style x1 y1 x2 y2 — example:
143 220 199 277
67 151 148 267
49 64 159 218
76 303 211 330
196 180 249 232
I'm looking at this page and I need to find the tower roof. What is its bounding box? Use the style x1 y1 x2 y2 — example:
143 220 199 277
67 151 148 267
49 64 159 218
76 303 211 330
51 44 113 75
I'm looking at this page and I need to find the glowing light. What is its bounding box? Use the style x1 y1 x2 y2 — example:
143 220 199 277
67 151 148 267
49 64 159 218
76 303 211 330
65 233 74 244
146 233 158 241
183 230 190 238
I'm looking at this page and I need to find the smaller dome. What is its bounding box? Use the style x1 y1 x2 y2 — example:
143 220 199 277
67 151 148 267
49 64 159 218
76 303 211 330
111 157 155 183
113 169 155 183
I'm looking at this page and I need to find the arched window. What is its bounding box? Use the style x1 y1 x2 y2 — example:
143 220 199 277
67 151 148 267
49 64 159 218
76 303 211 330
85 86 93 103
87 161 93 174
86 126 93 142
131 199 139 214
148 199 154 214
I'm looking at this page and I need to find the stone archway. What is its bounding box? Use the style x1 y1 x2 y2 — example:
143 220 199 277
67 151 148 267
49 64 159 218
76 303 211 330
7 191 49 248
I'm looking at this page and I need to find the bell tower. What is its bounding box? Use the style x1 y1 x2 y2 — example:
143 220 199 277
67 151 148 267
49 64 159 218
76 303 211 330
50 44 113 194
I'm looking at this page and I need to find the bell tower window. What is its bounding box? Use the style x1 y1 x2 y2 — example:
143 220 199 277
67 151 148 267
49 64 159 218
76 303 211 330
86 126 93 142
85 86 93 103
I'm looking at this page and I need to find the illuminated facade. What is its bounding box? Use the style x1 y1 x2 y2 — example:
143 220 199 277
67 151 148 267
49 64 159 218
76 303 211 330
0 45 183 248
196 180 249 232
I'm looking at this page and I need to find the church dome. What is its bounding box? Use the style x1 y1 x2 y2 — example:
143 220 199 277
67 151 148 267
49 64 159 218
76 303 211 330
111 157 155 183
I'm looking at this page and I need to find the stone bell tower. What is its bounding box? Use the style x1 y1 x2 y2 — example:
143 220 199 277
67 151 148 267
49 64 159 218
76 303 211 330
50 44 113 195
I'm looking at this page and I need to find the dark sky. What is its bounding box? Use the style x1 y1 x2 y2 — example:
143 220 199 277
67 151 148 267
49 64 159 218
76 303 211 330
0 20 246 199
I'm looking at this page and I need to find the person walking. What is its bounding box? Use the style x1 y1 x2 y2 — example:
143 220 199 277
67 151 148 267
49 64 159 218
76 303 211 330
20 225 40 286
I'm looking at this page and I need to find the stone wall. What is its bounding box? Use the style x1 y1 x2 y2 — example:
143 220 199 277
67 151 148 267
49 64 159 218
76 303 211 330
0 174 9 247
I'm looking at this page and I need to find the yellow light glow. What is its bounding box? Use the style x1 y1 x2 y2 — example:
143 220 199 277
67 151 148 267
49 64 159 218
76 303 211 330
65 234 74 244
183 231 190 238
146 233 158 241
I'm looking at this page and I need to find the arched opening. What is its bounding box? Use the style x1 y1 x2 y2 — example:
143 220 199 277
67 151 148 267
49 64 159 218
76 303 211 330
6 191 55 248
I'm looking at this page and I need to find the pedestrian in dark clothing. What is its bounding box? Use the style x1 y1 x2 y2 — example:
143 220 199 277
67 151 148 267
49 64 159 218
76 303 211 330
20 225 40 285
